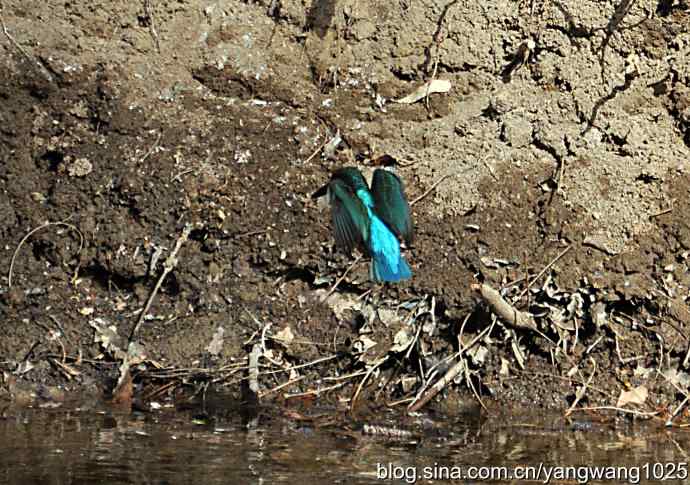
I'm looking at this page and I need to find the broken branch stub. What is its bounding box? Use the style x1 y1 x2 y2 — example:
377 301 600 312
472 283 537 331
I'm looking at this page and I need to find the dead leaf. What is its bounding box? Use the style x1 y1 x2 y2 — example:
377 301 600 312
511 339 526 369
376 308 400 327
15 360 34 375
400 375 417 393
590 302 608 328
583 235 619 255
662 368 690 390
616 385 648 407
394 79 452 104
126 342 147 365
321 292 359 320
273 326 295 348
206 326 225 355
90 319 126 359
468 345 489 365
354 335 377 354
390 327 413 353
499 358 510 376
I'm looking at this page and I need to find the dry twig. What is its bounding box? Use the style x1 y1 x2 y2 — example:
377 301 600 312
351 357 387 411
410 174 453 206
567 406 658 418
658 369 690 426
320 254 363 302
143 0 161 53
260 375 305 398
651 205 674 219
285 381 347 399
140 132 162 164
564 358 596 417
666 396 690 427
472 283 537 331
424 0 458 108
129 224 192 341
516 245 572 300
302 136 330 164
408 318 495 412
9 221 84 287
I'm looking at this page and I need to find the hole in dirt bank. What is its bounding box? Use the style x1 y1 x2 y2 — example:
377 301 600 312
192 68 253 100
282 267 316 284
656 0 688 16
554 77 572 93
81 262 144 292
31 239 60 266
389 68 418 83
635 173 661 184
188 228 208 244
26 79 53 101
305 0 337 38
38 150 64 172
480 105 501 121
162 272 181 297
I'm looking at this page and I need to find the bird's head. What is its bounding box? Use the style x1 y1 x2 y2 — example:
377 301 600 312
370 154 399 168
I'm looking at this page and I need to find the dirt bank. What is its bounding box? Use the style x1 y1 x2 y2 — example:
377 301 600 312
1 0 690 418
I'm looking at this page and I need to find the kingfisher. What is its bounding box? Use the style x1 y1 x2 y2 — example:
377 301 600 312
312 156 413 282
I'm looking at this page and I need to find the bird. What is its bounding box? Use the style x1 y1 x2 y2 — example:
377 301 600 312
313 158 413 283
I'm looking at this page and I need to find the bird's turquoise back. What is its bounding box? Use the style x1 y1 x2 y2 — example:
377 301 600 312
368 209 412 282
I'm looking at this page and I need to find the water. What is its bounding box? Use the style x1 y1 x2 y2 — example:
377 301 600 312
0 398 688 484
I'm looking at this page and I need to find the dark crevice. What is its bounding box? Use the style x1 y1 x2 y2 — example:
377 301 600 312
531 137 562 162
609 132 628 147
38 150 64 172
581 70 637 136
282 267 316 284
544 22 593 41
656 0 688 16
305 0 337 38
480 105 501 121
436 61 473 74
554 77 572 93
389 68 418 82
636 173 661 184
81 262 145 292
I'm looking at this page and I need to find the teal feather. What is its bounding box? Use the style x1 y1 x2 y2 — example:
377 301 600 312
329 178 369 253
371 168 413 244
314 166 413 282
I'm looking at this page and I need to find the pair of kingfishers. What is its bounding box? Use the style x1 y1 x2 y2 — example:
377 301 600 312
313 155 413 283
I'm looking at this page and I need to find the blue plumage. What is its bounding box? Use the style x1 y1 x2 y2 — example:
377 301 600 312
313 164 413 283
368 212 412 282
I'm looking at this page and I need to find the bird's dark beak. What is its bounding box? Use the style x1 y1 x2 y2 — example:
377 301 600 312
311 183 329 199
372 154 398 167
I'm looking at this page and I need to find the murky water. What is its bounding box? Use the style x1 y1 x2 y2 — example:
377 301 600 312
1 398 689 485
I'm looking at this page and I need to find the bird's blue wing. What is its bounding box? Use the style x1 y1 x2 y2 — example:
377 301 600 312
371 169 413 244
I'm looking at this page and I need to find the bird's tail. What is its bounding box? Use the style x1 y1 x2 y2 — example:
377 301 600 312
371 253 412 282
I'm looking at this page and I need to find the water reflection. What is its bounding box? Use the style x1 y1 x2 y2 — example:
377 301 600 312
0 400 688 484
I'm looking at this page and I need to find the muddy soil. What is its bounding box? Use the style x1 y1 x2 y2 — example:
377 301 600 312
1 0 690 416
